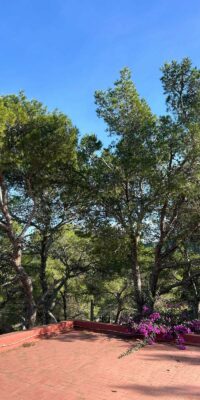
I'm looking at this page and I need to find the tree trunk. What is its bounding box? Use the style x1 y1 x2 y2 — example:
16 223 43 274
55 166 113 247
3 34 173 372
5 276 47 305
114 307 122 324
90 299 94 321
193 299 200 319
38 275 68 324
131 235 144 316
40 233 49 324
150 266 160 301
183 251 200 320
63 294 67 321
149 227 167 311
12 242 36 328
149 250 162 311
197 300 200 319
0 174 36 329
62 283 68 320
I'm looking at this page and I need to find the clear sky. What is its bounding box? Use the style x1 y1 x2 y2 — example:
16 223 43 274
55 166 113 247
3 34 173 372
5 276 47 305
0 0 200 145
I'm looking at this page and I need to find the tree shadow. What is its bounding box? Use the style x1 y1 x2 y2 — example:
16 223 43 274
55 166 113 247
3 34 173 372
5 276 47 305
40 330 99 342
40 328 138 349
113 383 200 398
139 347 200 366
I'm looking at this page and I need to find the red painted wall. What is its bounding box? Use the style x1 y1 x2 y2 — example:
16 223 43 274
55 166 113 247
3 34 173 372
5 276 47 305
0 321 73 352
0 320 199 352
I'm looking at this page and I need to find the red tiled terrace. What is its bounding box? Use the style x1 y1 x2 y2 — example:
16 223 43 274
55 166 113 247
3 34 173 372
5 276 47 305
0 327 200 400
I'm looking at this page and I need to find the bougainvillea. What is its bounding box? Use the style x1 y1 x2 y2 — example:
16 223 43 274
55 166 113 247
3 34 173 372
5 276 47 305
187 320 200 333
119 306 199 357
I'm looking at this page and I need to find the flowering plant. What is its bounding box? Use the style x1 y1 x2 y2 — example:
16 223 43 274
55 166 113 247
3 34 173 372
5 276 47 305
119 305 199 357
187 320 200 333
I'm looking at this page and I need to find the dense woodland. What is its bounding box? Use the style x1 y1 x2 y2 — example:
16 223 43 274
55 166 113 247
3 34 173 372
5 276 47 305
0 58 200 332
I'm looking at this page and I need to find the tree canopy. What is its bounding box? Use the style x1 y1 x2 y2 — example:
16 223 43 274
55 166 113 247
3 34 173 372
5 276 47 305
0 58 200 331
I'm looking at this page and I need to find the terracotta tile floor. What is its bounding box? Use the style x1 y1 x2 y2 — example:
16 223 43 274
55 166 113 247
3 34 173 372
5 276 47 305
0 330 199 400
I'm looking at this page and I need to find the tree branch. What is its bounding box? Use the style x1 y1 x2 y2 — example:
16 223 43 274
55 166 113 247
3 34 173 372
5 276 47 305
159 271 200 295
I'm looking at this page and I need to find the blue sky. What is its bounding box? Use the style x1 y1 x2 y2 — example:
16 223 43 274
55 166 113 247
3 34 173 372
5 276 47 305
0 0 200 145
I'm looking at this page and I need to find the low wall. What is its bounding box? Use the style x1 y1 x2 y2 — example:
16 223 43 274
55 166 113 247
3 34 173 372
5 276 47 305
73 320 135 336
0 320 199 352
0 320 74 353
74 320 200 346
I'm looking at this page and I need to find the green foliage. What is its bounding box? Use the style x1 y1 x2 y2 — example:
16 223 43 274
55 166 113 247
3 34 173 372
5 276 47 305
1 60 200 331
0 92 78 189
161 58 200 121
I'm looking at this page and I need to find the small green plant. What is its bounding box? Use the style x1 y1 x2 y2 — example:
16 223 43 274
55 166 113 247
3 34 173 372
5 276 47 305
118 339 148 359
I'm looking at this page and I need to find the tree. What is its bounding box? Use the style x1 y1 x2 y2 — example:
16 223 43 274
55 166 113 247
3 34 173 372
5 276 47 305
94 60 200 315
94 68 157 313
149 58 200 308
1 59 200 331
0 92 77 327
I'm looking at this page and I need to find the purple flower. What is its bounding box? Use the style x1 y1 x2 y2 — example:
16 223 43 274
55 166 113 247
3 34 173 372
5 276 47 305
154 327 161 334
175 334 186 350
188 320 200 333
142 305 150 314
159 326 167 334
120 310 198 352
163 332 173 341
177 344 186 350
174 325 191 334
149 312 160 322
176 336 185 344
